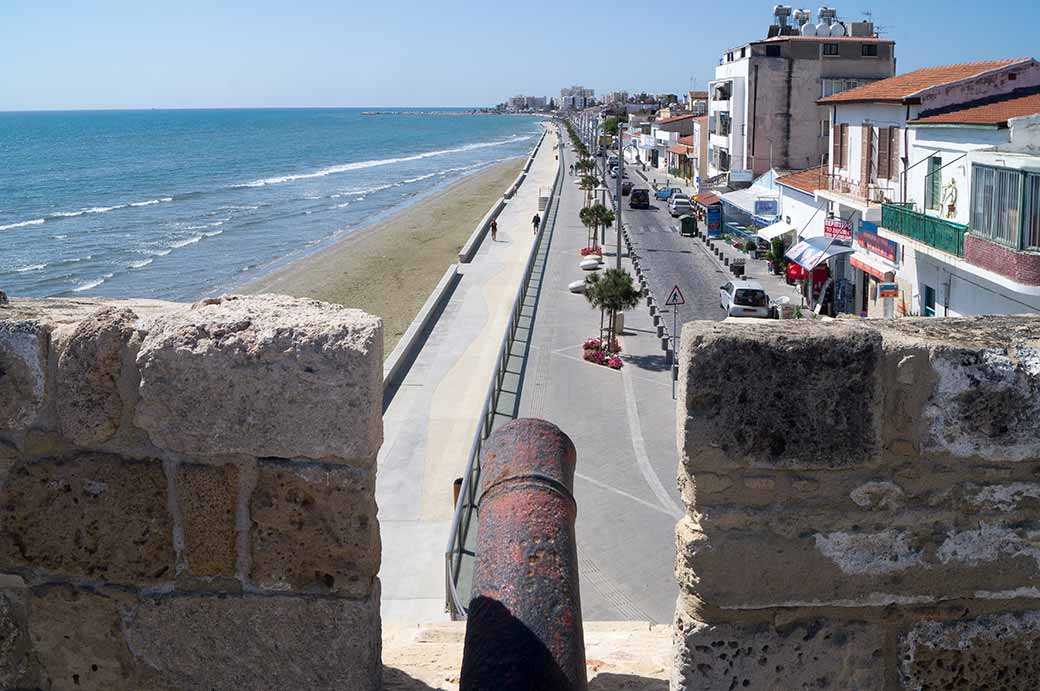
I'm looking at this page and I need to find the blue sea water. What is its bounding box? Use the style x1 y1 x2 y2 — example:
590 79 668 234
0 108 541 300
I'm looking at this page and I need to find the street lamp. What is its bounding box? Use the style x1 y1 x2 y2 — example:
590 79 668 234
594 182 609 244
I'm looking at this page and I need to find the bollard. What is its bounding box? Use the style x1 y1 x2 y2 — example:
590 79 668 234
724 257 729 267
653 313 661 327
656 323 665 338
661 335 670 351
649 303 657 316
460 419 586 691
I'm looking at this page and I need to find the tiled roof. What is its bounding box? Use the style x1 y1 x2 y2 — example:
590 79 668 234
688 91 709 99
909 88 1040 126
655 113 697 125
696 191 721 206
776 166 827 195
818 58 1033 104
667 144 687 154
678 135 696 145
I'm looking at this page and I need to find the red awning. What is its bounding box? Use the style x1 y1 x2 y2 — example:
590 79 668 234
697 191 720 207
850 255 892 281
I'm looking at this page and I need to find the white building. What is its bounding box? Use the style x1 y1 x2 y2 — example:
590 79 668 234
815 57 1040 316
560 86 595 110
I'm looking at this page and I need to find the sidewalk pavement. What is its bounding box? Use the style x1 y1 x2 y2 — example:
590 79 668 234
377 123 559 623
518 140 682 623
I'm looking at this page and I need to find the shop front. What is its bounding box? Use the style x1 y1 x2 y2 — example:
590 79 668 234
784 235 855 315
850 220 902 318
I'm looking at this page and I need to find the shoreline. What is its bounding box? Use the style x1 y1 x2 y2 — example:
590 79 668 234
241 157 527 355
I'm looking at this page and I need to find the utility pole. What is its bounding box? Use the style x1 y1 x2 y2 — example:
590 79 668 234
616 122 623 269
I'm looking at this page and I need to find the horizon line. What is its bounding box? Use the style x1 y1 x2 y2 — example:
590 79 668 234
0 104 522 114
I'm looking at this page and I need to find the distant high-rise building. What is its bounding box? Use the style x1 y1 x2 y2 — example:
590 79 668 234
606 91 628 105
560 85 596 110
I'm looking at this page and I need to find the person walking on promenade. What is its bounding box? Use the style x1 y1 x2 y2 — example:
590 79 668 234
569 163 574 176
531 214 540 234
490 219 498 242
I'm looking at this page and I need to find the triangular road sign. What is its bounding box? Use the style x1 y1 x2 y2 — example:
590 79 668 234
665 284 686 306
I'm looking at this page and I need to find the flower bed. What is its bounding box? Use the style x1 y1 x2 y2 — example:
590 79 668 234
580 245 602 256
582 337 623 369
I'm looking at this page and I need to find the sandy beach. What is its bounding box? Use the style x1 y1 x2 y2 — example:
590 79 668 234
242 158 525 355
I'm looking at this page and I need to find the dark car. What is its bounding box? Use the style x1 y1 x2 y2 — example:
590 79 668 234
629 188 651 209
621 180 634 196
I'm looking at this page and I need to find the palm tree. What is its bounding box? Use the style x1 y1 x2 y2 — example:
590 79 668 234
593 204 614 249
579 206 597 249
584 268 640 351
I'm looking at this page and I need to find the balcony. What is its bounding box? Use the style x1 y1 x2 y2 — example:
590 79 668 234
881 203 967 257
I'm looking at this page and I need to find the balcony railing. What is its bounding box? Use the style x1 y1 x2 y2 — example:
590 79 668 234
881 203 967 257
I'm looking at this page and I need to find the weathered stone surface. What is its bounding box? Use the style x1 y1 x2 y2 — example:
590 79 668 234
55 307 138 445
176 463 238 578
250 460 379 596
672 610 884 691
676 514 1040 609
678 321 881 471
0 454 174 583
28 585 168 691
122 588 382 691
134 294 382 462
0 580 38 689
0 320 47 432
900 611 1040 690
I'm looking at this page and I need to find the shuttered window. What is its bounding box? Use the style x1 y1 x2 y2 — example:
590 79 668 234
832 122 841 168
925 157 942 210
889 127 900 181
878 126 890 180
835 123 848 169
971 165 1022 247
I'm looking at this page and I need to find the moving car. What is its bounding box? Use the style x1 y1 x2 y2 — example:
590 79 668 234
621 180 633 196
668 195 693 217
629 188 651 209
655 186 682 201
719 279 771 318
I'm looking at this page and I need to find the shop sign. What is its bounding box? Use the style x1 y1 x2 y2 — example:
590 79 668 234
856 221 899 263
878 282 899 298
754 199 778 217
824 217 853 242
730 169 753 183
706 204 722 237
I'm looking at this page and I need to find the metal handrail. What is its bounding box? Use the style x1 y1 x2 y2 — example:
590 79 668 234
444 127 565 619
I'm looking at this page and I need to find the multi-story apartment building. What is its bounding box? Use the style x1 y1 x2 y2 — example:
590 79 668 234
813 57 1040 317
560 86 596 110
687 91 709 115
606 91 629 104
707 6 896 180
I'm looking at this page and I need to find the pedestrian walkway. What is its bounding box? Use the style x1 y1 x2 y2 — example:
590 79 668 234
377 124 559 623
517 140 682 623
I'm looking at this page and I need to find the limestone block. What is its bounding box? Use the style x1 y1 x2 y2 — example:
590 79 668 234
676 515 1040 609
0 320 47 433
0 454 174 584
672 610 884 691
55 307 138 445
122 588 381 691
0 580 38 689
900 611 1040 689
134 294 382 462
678 321 881 471
28 585 169 691
176 463 238 578
875 316 1040 463
250 460 379 596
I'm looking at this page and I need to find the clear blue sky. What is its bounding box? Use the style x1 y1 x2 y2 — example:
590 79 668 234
2 0 1038 110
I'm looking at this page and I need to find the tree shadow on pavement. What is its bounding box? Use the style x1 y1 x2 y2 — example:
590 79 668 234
589 672 669 690
623 353 671 373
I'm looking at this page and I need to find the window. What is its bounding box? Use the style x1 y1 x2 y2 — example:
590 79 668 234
740 47 747 58
925 157 942 210
820 119 830 139
877 127 899 180
840 123 849 168
923 285 936 317
823 43 839 56
862 44 878 57
971 164 1039 249
765 45 781 57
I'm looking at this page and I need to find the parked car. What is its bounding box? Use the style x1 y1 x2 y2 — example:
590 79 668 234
609 166 617 178
655 186 682 201
719 279 771 318
669 195 693 217
629 188 651 209
621 180 634 196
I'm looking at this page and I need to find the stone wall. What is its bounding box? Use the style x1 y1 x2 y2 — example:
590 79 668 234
673 316 1040 690
0 295 383 690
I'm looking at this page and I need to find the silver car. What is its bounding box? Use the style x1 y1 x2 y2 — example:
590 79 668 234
669 195 693 217
720 279 771 318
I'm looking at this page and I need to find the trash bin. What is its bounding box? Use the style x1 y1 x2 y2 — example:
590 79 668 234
680 215 698 237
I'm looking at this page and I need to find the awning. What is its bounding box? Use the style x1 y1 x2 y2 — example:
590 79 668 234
667 144 687 155
850 252 895 281
697 191 721 207
785 236 854 271
757 220 797 242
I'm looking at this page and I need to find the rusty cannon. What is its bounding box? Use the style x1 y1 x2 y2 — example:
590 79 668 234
460 418 586 691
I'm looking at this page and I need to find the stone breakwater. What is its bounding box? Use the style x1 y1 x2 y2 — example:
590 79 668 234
0 295 384 690
673 316 1040 690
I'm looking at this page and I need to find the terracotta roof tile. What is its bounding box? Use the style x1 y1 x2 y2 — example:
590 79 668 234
818 58 1033 104
667 144 687 154
909 88 1040 125
776 166 828 195
696 191 721 206
678 135 696 145
655 113 697 125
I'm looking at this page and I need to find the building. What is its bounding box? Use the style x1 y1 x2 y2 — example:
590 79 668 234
666 117 710 184
606 90 629 104
560 85 596 110
687 91 709 115
642 113 699 170
707 6 896 180
817 57 1040 316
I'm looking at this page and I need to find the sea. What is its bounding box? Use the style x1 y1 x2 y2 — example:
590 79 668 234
0 108 542 301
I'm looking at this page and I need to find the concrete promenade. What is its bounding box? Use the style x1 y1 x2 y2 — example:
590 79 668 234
377 123 558 622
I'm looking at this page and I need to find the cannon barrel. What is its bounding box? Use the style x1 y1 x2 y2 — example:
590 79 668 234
460 418 586 691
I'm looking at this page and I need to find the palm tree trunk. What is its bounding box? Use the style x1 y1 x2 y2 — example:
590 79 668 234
599 308 605 341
